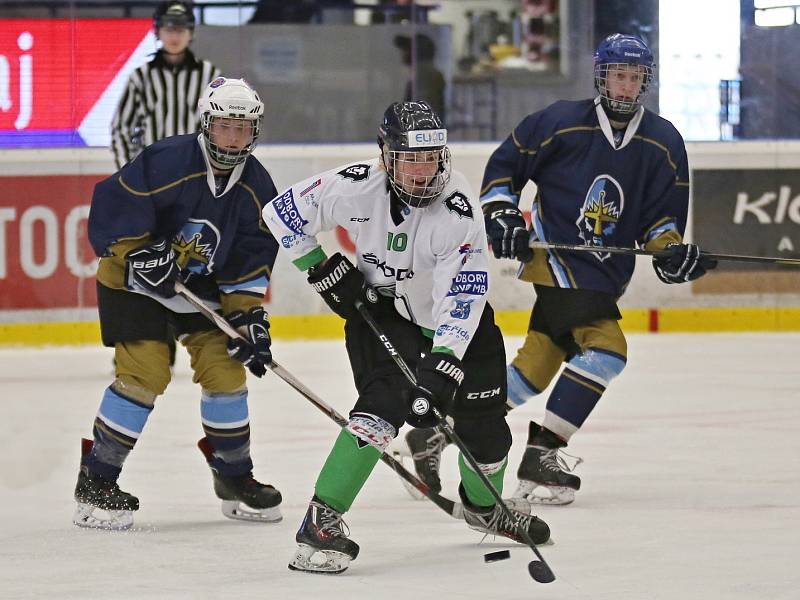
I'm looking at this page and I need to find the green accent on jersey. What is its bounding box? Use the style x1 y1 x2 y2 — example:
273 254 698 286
293 246 327 272
421 327 434 339
430 345 455 356
458 454 507 508
314 429 381 513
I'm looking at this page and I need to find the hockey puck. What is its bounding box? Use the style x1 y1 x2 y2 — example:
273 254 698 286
483 550 511 563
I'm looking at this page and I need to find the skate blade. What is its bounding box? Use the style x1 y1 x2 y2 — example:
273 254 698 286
514 481 576 505
72 502 134 531
288 543 351 574
390 450 427 501
221 500 282 523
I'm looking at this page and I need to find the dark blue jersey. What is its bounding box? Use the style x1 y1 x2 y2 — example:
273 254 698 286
89 134 279 311
480 98 688 297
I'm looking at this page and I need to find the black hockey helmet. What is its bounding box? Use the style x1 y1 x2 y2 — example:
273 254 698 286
378 101 451 208
154 1 195 30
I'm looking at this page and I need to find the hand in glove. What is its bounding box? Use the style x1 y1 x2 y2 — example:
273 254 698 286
226 306 272 377
652 243 717 284
125 239 179 298
484 202 534 262
406 352 465 429
307 252 376 320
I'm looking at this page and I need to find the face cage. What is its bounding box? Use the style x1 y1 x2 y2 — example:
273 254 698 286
384 147 452 208
201 114 262 170
594 62 654 116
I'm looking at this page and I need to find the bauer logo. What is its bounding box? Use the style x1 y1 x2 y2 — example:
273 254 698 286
407 129 447 148
447 271 488 296
271 189 307 234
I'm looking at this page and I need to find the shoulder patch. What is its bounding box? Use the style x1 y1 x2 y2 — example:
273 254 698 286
337 164 371 182
443 192 473 220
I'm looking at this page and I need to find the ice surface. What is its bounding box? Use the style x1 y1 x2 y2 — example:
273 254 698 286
1 334 798 599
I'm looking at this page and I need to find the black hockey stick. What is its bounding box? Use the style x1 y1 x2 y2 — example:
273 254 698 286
173 281 462 519
529 240 800 266
354 300 556 585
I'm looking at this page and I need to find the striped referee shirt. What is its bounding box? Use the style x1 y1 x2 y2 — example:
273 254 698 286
110 49 221 168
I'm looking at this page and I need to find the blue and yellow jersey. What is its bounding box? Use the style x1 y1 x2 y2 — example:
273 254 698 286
480 98 688 297
89 134 279 314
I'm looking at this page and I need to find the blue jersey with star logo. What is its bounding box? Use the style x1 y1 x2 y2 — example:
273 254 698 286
480 98 689 296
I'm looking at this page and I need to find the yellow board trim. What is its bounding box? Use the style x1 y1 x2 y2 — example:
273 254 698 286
2 307 800 347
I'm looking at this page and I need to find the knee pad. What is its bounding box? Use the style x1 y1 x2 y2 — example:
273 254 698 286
346 412 397 452
567 348 626 387
184 330 246 393
114 340 172 402
454 416 511 464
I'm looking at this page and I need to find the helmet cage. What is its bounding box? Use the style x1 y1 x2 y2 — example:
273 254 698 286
594 62 654 116
200 113 262 170
382 146 452 208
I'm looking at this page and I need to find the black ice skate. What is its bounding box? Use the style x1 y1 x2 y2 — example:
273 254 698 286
288 497 360 574
197 438 282 523
514 422 582 505
395 426 450 498
459 485 550 546
73 439 139 531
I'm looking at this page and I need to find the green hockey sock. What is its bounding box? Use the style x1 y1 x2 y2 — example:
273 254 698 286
458 453 507 508
314 429 382 513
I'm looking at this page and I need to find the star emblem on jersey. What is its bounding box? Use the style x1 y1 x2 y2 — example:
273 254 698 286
443 192 473 220
337 164 371 182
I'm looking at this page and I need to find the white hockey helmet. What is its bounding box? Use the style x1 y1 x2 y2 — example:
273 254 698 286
197 77 264 170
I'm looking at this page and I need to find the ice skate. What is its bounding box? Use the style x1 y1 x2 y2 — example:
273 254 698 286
460 486 550 546
514 422 582 505
72 466 139 531
288 497 360 574
198 438 282 523
391 426 449 499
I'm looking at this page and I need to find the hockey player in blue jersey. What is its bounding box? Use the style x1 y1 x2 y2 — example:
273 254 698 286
405 34 717 505
73 77 283 530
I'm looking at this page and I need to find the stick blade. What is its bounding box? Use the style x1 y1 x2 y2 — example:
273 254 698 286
528 560 555 583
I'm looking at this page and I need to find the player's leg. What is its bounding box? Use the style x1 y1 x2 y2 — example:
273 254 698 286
518 318 627 504
454 304 550 545
181 318 282 523
290 302 423 574
74 285 172 530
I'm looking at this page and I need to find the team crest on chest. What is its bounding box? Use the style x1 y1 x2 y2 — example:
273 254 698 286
443 192 473 220
577 175 625 261
172 219 220 273
338 164 371 182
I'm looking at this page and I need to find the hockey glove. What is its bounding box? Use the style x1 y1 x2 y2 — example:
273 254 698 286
125 239 179 298
652 243 717 284
307 252 376 320
406 352 465 429
485 202 534 262
226 306 272 377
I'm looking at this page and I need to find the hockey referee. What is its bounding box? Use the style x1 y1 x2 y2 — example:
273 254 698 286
110 1 221 169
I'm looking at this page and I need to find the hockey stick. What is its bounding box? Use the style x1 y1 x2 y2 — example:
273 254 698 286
172 281 462 519
354 300 556 585
529 240 800 266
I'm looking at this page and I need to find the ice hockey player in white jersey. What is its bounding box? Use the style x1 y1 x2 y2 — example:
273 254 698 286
262 101 551 574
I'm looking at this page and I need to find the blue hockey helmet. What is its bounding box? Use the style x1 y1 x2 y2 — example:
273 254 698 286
378 101 451 208
593 33 655 120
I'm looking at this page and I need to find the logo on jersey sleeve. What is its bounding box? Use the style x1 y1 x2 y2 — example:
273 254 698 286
576 175 625 261
449 298 474 320
446 270 488 296
338 164 371 182
271 189 308 234
172 219 220 274
443 192 473 220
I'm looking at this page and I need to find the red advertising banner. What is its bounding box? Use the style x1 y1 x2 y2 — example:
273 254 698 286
0 174 102 309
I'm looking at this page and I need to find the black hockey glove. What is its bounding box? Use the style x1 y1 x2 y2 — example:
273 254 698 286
226 306 272 377
485 202 534 262
406 352 465 429
307 252 375 320
125 239 179 298
652 243 717 284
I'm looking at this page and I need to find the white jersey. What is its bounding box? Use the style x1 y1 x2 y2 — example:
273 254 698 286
261 158 491 359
